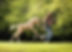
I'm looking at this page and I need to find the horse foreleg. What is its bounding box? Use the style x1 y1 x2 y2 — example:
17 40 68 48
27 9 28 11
31 28 40 40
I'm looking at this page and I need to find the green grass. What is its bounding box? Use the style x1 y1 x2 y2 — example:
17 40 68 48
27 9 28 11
0 42 72 52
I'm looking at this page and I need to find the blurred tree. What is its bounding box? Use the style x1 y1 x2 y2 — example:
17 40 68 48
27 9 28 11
0 0 9 31
0 0 71 40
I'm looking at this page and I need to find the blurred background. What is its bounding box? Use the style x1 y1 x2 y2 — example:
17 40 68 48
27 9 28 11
0 0 72 41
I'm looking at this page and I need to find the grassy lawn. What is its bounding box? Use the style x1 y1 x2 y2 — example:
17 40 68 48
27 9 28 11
0 42 72 52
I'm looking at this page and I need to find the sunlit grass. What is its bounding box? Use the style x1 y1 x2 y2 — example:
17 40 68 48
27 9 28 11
0 42 72 52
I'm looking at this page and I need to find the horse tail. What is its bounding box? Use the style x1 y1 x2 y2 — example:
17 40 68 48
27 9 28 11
9 24 17 31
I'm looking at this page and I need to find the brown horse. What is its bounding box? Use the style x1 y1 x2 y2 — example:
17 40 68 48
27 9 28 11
10 12 55 41
10 16 42 41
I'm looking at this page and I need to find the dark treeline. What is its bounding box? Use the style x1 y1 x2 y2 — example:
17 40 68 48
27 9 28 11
0 0 72 41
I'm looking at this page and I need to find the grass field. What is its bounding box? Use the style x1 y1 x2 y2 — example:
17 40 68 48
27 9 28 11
0 42 72 52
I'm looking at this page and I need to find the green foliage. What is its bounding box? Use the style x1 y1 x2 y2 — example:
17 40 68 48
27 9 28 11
45 0 53 4
0 0 72 36
0 0 9 31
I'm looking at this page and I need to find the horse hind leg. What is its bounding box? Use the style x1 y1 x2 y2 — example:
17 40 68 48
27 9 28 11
10 27 23 42
10 32 20 42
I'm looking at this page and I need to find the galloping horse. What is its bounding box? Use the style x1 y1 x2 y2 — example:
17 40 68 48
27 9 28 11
10 16 42 41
